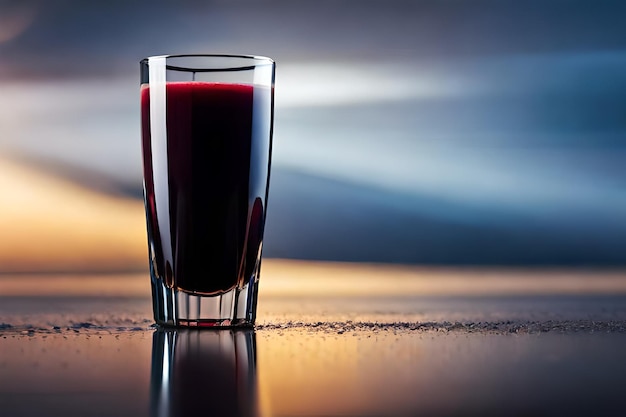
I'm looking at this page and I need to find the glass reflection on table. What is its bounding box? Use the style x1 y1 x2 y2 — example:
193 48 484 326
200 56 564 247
151 329 258 417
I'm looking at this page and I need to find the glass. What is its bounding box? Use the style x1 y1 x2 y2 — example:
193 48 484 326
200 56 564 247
150 329 259 417
140 55 275 327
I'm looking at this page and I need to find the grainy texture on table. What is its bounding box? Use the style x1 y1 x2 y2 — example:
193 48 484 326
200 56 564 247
1 264 626 417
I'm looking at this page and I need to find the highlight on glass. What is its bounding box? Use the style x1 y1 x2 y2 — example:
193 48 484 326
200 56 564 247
140 54 275 327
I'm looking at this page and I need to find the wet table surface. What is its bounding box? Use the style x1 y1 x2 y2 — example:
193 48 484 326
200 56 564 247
1 261 626 417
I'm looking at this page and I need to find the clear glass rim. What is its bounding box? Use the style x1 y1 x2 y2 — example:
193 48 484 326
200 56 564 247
140 54 274 73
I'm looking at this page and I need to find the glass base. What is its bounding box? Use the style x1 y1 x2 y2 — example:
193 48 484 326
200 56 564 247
151 277 259 328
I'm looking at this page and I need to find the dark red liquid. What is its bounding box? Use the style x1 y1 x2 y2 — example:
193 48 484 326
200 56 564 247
141 82 272 294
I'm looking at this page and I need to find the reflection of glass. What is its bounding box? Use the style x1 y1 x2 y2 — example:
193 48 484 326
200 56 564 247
150 329 259 417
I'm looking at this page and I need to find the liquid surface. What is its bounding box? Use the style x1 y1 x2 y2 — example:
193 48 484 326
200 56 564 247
141 82 272 294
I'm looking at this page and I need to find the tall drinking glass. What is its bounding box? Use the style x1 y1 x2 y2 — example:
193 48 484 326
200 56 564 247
140 55 275 327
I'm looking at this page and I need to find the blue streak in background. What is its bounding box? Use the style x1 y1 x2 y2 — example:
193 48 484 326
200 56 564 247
268 50 626 265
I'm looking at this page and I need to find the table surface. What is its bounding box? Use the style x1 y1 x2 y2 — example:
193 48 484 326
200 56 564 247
2 260 626 417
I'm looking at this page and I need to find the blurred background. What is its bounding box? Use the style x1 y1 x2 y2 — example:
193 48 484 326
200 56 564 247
1 0 625 273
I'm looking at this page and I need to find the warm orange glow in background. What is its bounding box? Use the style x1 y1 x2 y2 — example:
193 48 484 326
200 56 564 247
2 260 626 298
0 157 145 272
